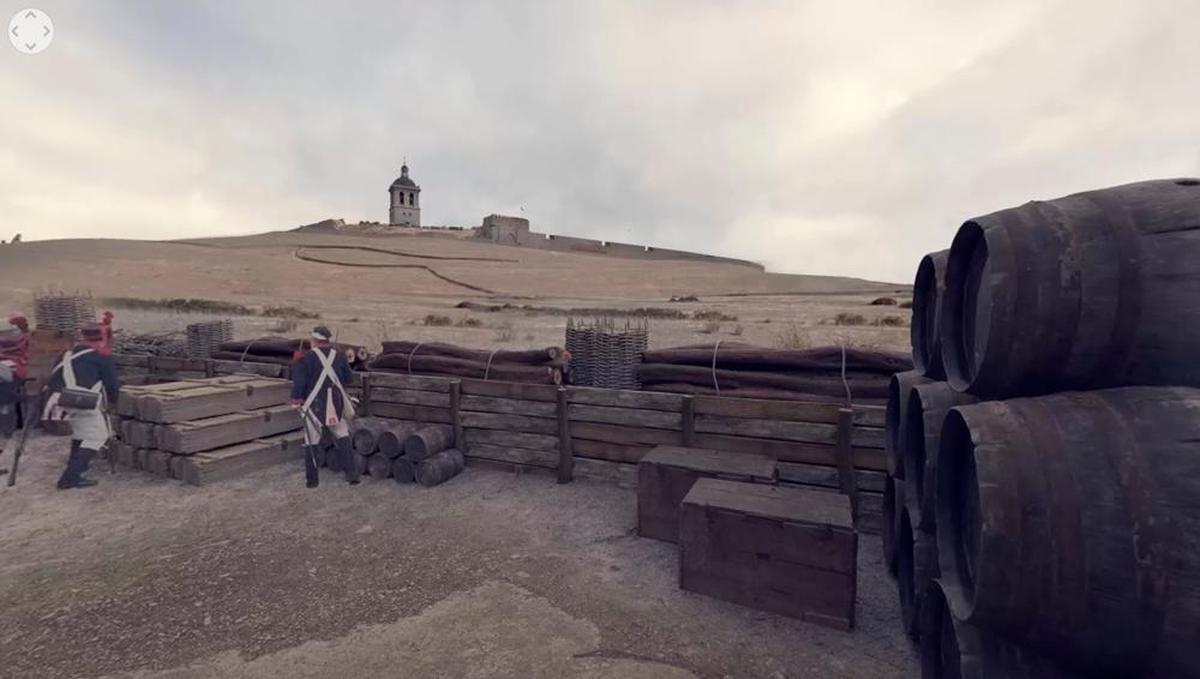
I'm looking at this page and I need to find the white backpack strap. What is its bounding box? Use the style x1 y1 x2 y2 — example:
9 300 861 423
302 348 347 412
58 348 96 390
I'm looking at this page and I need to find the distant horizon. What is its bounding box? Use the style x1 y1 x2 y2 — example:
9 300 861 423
5 1 1198 283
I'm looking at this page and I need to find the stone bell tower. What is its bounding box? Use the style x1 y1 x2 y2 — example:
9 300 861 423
388 162 421 226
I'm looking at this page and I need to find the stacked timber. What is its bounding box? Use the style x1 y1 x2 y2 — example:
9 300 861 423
638 344 912 405
114 331 189 358
346 417 417 479
357 374 461 486
370 340 565 385
213 336 370 370
889 178 1200 679
112 375 304 485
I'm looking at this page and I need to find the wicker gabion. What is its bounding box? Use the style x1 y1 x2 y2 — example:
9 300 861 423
186 320 234 358
33 293 96 334
565 317 648 389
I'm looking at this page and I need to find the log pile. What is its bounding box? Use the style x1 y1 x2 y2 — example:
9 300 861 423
213 336 370 370
887 178 1200 679
349 408 461 487
111 375 304 485
638 344 911 405
370 340 565 385
113 331 188 357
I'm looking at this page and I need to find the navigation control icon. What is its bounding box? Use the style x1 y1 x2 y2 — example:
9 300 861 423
9 8 53 55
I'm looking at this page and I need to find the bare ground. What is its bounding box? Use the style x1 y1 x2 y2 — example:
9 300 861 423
0 433 918 679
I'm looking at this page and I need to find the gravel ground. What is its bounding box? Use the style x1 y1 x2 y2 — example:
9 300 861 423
0 432 917 679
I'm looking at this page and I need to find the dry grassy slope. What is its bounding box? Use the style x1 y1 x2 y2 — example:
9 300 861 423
1 232 903 307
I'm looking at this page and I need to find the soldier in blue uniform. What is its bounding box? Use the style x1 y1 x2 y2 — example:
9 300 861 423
290 326 358 487
45 324 120 489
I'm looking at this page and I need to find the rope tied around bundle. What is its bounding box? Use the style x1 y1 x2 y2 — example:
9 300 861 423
710 340 722 395
483 349 499 380
840 341 853 406
407 342 424 375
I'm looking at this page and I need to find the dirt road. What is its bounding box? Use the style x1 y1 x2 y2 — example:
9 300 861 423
0 433 916 678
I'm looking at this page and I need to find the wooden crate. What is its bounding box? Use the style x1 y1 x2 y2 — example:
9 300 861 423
679 478 857 630
637 445 776 542
174 432 306 486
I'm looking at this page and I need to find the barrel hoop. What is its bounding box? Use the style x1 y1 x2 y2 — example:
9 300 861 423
1081 191 1144 384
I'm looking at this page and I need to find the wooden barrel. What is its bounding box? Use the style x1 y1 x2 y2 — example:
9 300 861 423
376 422 419 458
882 475 902 577
416 448 465 487
352 451 369 478
939 178 1200 398
404 424 455 461
902 382 979 532
910 249 948 379
391 457 415 483
920 580 1078 679
886 370 932 477
351 417 391 455
935 387 1200 676
366 452 392 479
896 504 919 640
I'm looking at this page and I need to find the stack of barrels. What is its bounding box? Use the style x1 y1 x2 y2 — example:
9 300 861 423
884 178 1200 679
349 417 464 487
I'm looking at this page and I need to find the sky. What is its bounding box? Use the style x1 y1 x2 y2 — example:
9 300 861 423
2 0 1199 283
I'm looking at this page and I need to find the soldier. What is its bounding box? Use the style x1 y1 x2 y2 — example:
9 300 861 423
0 313 32 475
291 325 358 487
45 324 120 489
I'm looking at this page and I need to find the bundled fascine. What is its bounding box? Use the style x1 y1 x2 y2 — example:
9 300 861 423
213 336 370 370
186 320 234 358
638 343 911 404
370 340 566 385
114 331 188 357
34 293 96 333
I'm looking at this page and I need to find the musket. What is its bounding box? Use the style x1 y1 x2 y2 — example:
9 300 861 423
5 384 37 487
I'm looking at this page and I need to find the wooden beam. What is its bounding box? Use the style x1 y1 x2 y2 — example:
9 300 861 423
694 414 885 449
681 395 695 447
459 395 558 417
465 443 558 468
367 402 453 424
557 387 573 483
834 407 859 522
690 432 885 471
567 404 682 430
449 381 463 454
459 411 557 435
462 427 560 453
568 422 684 447
777 461 886 493
567 387 683 412
460 379 559 402
369 387 451 408
570 438 650 464
368 372 453 392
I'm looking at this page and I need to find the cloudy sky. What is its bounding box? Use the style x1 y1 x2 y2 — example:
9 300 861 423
3 1 1198 282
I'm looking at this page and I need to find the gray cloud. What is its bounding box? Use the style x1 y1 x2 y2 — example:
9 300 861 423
2 0 1197 282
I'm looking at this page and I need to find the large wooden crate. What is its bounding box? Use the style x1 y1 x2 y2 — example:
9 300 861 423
637 445 776 542
679 478 857 630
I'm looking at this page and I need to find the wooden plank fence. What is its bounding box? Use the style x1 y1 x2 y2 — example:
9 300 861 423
115 355 887 532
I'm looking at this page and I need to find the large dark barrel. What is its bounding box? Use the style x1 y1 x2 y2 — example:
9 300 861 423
416 449 465 487
939 178 1200 398
882 475 902 577
920 580 1078 679
351 417 391 455
391 457 415 483
886 371 933 477
404 424 455 461
911 250 949 379
935 387 1200 677
903 382 979 532
366 453 392 479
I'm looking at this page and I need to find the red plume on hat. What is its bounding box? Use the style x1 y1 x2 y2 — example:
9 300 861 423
6 313 28 332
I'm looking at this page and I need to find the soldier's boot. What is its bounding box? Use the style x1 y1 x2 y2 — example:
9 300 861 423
335 436 359 485
56 440 86 489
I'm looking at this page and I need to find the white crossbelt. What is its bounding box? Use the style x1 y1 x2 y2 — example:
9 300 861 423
302 347 351 424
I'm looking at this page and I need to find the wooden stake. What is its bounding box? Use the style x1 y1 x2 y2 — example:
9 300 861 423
557 387 573 483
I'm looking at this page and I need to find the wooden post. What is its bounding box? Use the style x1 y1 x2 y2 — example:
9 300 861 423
204 359 215 378
681 395 695 447
361 372 373 417
449 380 463 451
557 387 574 483
834 407 860 523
